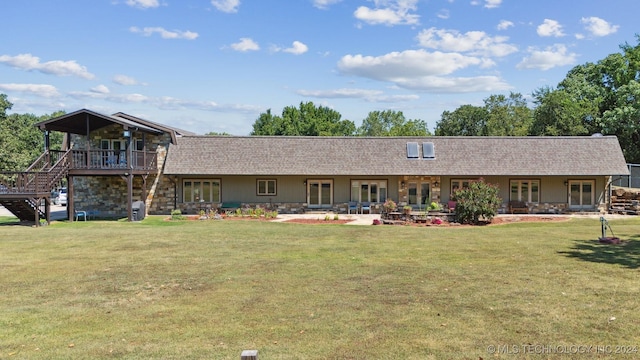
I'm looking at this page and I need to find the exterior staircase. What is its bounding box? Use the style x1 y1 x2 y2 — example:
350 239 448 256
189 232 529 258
0 150 71 225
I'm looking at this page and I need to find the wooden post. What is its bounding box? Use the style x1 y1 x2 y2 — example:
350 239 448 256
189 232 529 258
240 349 258 360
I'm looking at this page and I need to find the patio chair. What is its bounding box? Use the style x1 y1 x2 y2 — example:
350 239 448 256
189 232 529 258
361 202 371 214
348 201 359 214
74 210 87 221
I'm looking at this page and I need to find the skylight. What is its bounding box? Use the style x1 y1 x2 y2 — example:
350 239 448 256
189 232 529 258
406 142 419 158
422 142 435 159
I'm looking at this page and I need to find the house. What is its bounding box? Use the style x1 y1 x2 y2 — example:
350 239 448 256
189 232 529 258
0 109 630 224
163 135 629 215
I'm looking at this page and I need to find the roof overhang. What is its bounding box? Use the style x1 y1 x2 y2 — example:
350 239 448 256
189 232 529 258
35 109 164 135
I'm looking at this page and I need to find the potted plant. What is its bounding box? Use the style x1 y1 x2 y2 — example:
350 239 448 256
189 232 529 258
403 205 412 215
382 198 397 213
428 201 442 213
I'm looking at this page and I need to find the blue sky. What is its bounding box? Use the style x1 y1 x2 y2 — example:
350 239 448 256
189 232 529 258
0 0 636 135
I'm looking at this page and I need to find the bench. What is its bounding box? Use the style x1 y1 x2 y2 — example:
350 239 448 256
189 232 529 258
509 200 529 214
220 202 242 212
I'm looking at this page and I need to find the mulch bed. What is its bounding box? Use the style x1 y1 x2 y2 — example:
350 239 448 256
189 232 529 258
381 215 570 227
173 215 570 226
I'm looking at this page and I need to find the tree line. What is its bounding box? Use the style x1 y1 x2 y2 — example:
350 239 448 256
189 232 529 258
3 37 640 169
0 94 63 171
252 37 640 163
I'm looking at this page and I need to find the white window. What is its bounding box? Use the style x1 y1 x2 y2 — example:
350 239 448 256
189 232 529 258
510 179 540 203
350 180 387 203
451 179 475 193
257 179 277 196
183 179 221 203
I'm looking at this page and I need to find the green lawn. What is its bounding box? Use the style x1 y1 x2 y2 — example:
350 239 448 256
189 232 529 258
1 216 639 359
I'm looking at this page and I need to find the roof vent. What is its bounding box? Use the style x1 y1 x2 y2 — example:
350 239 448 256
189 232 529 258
591 133 604 137
422 142 435 159
406 142 419 158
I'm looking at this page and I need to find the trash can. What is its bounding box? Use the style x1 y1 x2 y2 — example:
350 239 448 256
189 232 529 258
131 200 146 221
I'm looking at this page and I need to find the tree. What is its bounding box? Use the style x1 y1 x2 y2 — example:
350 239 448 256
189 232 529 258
529 86 591 136
533 41 640 161
484 92 532 136
434 105 488 136
251 102 355 136
205 131 231 136
433 93 531 136
0 95 64 171
600 80 640 162
453 179 501 225
357 110 431 136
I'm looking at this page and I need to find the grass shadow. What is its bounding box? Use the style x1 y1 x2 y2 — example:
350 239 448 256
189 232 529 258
559 236 640 269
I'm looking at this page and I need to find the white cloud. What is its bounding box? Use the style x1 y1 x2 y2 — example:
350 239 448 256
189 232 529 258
230 38 260 52
537 19 565 37
517 44 577 70
125 0 160 9
129 26 198 40
69 90 150 103
313 0 342 9
416 27 517 57
354 0 420 26
581 17 619 37
484 0 502 8
297 88 418 102
0 83 60 97
283 41 309 55
336 49 510 92
497 20 514 31
113 74 143 86
211 0 240 13
437 9 450 20
395 75 510 92
0 53 95 80
338 49 482 79
90 85 110 94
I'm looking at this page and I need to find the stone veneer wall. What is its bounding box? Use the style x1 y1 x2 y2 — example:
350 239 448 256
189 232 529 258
146 174 176 215
396 175 442 206
69 124 174 218
174 201 386 215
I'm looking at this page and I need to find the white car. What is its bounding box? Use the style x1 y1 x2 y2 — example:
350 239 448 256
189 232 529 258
59 187 67 206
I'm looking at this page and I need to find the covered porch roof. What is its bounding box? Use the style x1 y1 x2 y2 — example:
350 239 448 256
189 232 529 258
35 109 165 136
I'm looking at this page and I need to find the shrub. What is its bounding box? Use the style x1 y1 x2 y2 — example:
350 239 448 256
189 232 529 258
382 198 397 212
453 179 501 225
333 214 340 220
171 209 186 220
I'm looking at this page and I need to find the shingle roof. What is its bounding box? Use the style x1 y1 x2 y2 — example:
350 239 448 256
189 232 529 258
163 136 630 176
35 109 164 135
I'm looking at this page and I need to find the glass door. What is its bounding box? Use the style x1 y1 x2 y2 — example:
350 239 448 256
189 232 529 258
308 180 333 208
568 180 594 210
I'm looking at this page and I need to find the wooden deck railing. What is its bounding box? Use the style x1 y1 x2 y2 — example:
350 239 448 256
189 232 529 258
67 149 157 170
0 150 71 195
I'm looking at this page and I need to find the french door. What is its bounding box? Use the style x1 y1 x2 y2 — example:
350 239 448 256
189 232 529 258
568 180 594 210
307 180 333 208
